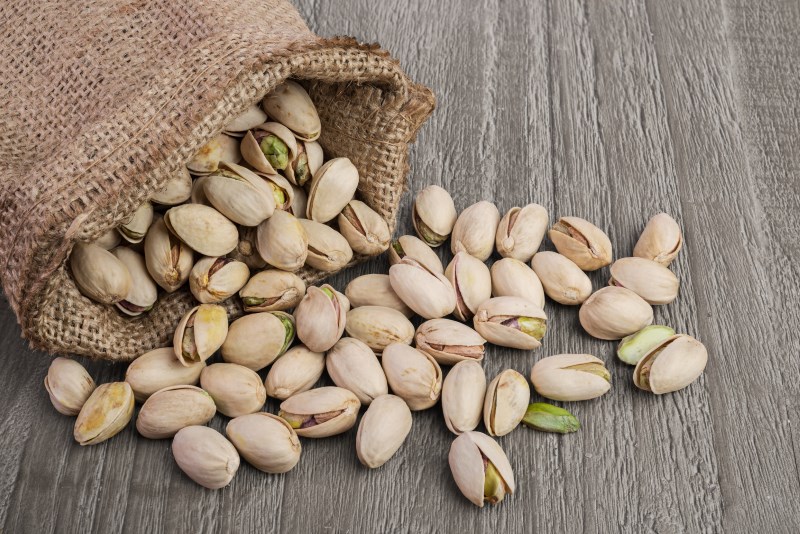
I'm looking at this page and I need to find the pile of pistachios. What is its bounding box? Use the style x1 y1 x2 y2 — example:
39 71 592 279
53 83 707 507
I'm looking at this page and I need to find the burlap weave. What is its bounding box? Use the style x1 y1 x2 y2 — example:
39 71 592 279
0 0 434 360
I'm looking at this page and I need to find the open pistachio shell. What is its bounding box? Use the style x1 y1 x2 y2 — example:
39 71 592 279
284 140 323 187
445 251 492 322
388 235 444 273
125 347 205 402
200 363 267 417
259 171 295 211
415 318 486 366
70 242 132 305
381 343 443 411
144 215 193 293
112 247 157 316
151 167 192 205
634 334 708 394
548 216 612 271
45 357 95 416
451 201 501 261
118 201 153 244
239 270 306 312
294 285 349 352
327 337 389 405
530 354 611 401
306 157 360 223
278 386 360 438
473 297 547 350
345 306 414 354
412 185 457 247
229 226 267 270
356 394 413 468
203 161 276 226
633 213 683 266
578 286 653 340
190 256 250 304
609 257 680 305
344 274 414 317
256 210 308 271
164 204 238 257
186 133 241 175
496 204 548 262
221 312 295 371
483 369 530 437
300 219 353 272
136 385 216 439
442 360 486 435
338 200 391 256
173 304 229 365
226 413 301 473
224 104 268 136
262 80 321 141
531 251 592 305
389 257 456 320
73 382 135 446
449 431 515 507
490 258 545 309
240 122 298 175
265 344 325 400
172 426 240 489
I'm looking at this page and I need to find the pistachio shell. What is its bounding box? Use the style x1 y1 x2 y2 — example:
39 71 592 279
111 247 157 316
483 369 530 437
226 413 301 473
223 104 268 135
70 242 132 305
239 270 306 312
288 184 308 218
144 215 193 293
633 213 683 266
265 344 325 400
531 251 592 305
172 426 240 489
412 185 457 247
388 235 444 273
338 200 391 255
381 343 443 411
173 304 229 365
73 382 134 446
190 256 250 304
44 357 95 416
415 319 486 366
221 312 295 371
306 157 359 223
300 219 353 271
200 363 267 417
530 354 611 401
344 274 414 317
634 334 707 394
125 347 205 402
203 161 276 226
327 337 389 405
449 431 515 507
229 226 267 270
617 325 676 366
441 360 486 435
490 258 545 309
278 386 360 438
344 306 414 354
445 251 492 322
151 167 192 205
548 216 613 271
451 201 501 261
94 228 121 250
255 210 308 271
262 80 321 141
186 133 241 175
191 174 212 205
284 140 323 187
118 201 153 244
356 394 412 468
609 257 680 305
294 285 349 352
578 286 653 340
473 297 547 350
164 204 238 256
496 204 548 262
389 257 457 319
258 167 296 211
136 385 216 439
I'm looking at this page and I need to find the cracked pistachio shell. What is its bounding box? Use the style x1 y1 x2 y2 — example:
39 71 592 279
300 219 353 271
356 394 412 468
388 235 444 273
222 312 295 371
265 344 325 400
338 200 391 256
278 386 360 438
530 354 611 401
172 426 240 489
483 369 530 437
73 382 134 446
415 319 486 366
256 210 308 271
345 274 413 317
186 133 241 175
306 157 359 223
241 122 298 174
118 201 153 244
201 363 267 417
449 431 515 507
285 140 323 187
288 184 308 218
496 204 548 262
151 167 192 205
164 204 238 257
136 385 216 439
262 80 321 141
224 104 268 136
633 213 683 266
579 286 653 340
634 334 707 394
609 257 680 305
190 257 250 304
617 325 676 365
381 343 443 411
144 216 193 293
531 251 592 305
412 185 457 247
112 248 157 316
327 337 389 405
473 297 547 350
294 285 349 352
490 258 545 309
226 413 301 473
173 304 229 365
229 226 267 270
125 347 205 402
70 242 132 305
239 270 306 312
451 201 501 261
445 252 492 322
203 161 276 226
259 169 296 213
190 174 212 206
94 228 121 250
548 216 612 271
345 306 414 354
389 258 457 320
442 360 486 435
45 357 95 416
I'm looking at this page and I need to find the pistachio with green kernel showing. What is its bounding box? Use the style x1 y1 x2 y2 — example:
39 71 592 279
412 185 457 247
530 354 611 401
531 251 592 305
327 337 388 405
262 80 321 141
278 386 360 438
284 140 323 187
483 369 530 437
388 235 444 273
490 257 545 309
200 363 267 417
495 203 549 262
415 318 486 365
118 201 153 244
445 251 492 322
172 426 240 489
344 306 414 354
173 304 229 366
136 385 216 439
164 204 238 257
111 247 157 316
442 360 486 435
609 257 680 305
256 209 308 271
294 285 349 352
338 200 391 256
356 394 413 468
265 344 325 400
634 334 707 394
449 431 515 507
633 212 683 266
616 325 676 365
389 257 456 320
189 256 250 304
144 215 193 293
261 170 295 212
344 274 414 317
45 357 95 416
203 161 276 226
300 219 353 272
226 413 302 474
522 403 580 434
221 312 295 371
125 347 205 402
473 297 547 350
239 270 306 312
548 216 612 271
306 157 359 223
381 343 443 411
186 133 241 176
70 242 132 305
73 382 135 446
240 122 298 174
451 201 501 261
579 286 653 340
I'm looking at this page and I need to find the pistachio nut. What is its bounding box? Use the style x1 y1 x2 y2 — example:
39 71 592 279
190 174 212 205
203 161 276 226
200 363 267 417
259 168 295 212
633 334 708 394
262 80 321 141
617 325 676 365
578 286 653 340
284 140 323 187
449 431 515 507
239 270 306 312
186 133 241 175
483 369 530 437
278 386 360 438
412 185 457 247
305 157 360 223
118 201 153 244
256 210 308 271
445 251 492 322
356 394 413 468
288 184 308 218
490 258 545 309
164 204 238 256
415 318 486 365
451 201 501 261
344 274 413 317
633 212 683 266
338 200 391 256
136 385 216 439
473 297 547 350
389 257 456 319
172 425 240 489
143 215 193 292
530 251 592 305
530 354 611 401
94 228 121 250
388 235 444 273
111 247 157 316
229 225 268 270
294 284 349 352
522 403 580 434
151 167 192 205
381 343 443 411
496 204 548 262
441 360 486 435
548 216 613 271
326 337 389 405
299 219 353 272
240 122 298 174
44 357 95 416
223 104 268 136
73 382 135 446
70 242 132 305
265 344 325 400
226 413 302 473
609 257 680 305
344 306 414 354
173 304 229 365
125 347 205 402
189 256 250 304
221 311 295 371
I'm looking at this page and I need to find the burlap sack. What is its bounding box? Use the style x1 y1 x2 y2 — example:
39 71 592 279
0 0 434 360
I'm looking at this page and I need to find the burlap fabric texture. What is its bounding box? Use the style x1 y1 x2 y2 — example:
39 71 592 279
0 0 434 360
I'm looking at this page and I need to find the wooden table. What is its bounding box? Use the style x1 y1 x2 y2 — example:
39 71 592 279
2 0 799 531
